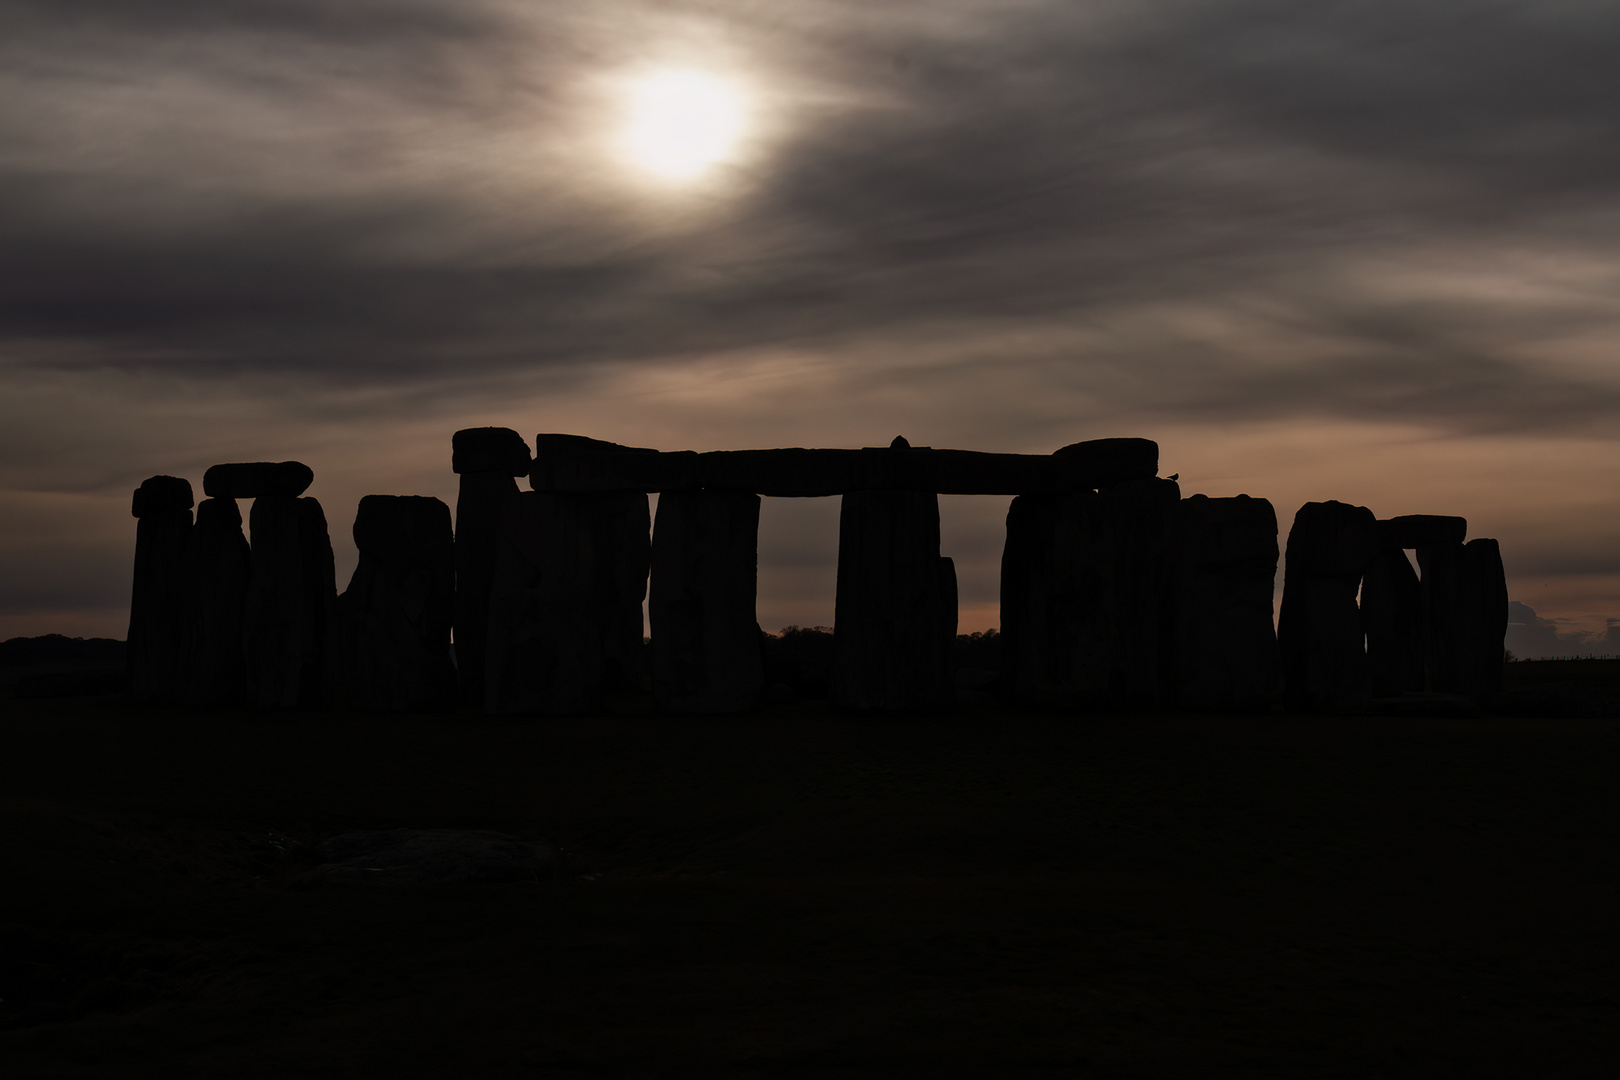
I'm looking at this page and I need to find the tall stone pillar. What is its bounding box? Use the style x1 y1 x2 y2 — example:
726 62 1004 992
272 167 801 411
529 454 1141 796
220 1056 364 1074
128 475 194 704
1000 491 1101 705
831 490 955 710
451 428 532 708
199 461 328 709
182 495 251 707
1278 500 1379 712
1367 515 1466 697
484 485 650 714
244 494 337 709
1416 542 1464 694
584 489 654 695
1165 494 1280 712
1360 546 1424 698
1459 538 1508 698
338 495 456 712
937 556 959 674
650 489 763 713
999 477 1179 708
1102 477 1180 705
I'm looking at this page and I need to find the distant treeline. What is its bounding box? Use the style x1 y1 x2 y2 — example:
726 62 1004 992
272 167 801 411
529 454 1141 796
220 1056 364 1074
760 626 1001 698
0 634 126 667
1 635 127 699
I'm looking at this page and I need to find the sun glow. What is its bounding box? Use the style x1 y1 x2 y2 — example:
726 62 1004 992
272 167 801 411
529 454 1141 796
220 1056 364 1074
621 69 747 181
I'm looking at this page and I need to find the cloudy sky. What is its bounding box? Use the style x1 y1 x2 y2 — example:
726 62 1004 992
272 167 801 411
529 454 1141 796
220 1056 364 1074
3 0 1618 654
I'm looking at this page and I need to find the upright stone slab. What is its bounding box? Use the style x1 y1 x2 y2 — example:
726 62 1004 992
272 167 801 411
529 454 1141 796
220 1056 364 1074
128 475 194 704
1360 546 1425 698
1416 542 1464 694
1458 538 1508 698
650 489 764 712
451 427 531 708
999 477 1179 708
338 495 456 712
937 556 959 675
832 490 955 710
584 489 653 694
182 496 250 707
1278 500 1379 712
244 495 337 709
485 486 649 714
1000 491 1102 704
1101 477 1180 706
1165 494 1280 712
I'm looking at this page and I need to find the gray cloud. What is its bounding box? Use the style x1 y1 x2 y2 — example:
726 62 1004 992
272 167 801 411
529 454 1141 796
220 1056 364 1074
4 1 1618 413
1506 600 1620 659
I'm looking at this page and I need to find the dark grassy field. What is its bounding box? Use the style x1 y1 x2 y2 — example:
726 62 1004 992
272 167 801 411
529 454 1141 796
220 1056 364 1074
5 665 1620 1077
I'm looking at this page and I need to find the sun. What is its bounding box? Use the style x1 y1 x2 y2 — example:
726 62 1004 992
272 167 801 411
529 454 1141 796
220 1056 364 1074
621 69 747 182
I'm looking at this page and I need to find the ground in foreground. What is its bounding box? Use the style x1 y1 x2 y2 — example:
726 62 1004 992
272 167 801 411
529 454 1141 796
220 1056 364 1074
3 686 1619 1077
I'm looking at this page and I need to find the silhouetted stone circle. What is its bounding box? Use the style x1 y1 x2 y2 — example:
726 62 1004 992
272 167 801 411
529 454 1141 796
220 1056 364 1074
126 431 1510 715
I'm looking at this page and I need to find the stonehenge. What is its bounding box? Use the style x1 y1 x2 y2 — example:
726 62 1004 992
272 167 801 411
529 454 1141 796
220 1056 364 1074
127 430 1511 716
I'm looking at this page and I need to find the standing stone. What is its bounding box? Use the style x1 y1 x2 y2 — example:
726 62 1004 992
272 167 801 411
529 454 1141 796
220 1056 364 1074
182 496 251 707
999 477 1180 707
128 475 194 704
1000 491 1102 705
937 556 959 677
244 496 337 709
1278 501 1380 713
1416 542 1464 694
1165 494 1280 712
1360 546 1425 698
831 490 955 710
485 489 650 714
1102 478 1180 706
584 489 653 694
451 428 531 708
650 489 764 712
338 495 456 712
1458 538 1509 698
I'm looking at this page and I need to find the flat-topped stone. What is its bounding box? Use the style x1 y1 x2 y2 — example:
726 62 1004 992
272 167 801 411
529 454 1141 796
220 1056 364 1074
535 433 658 457
1051 438 1159 486
452 427 531 476
131 475 194 517
203 461 314 499
1378 515 1467 549
531 441 1163 496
